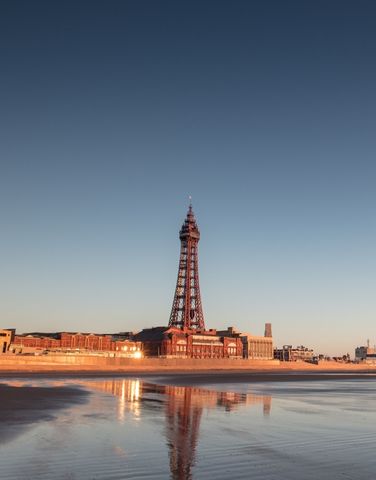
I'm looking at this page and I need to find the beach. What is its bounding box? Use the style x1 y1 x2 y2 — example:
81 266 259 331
0 382 89 447
1 374 376 479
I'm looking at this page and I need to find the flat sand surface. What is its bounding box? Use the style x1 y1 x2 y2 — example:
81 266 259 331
151 370 376 386
1 368 376 385
1 375 375 479
1 368 375 447
0 384 89 443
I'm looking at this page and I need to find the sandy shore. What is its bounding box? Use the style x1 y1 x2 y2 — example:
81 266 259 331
1 366 375 445
150 370 376 386
0 383 89 444
1 366 376 384
1 360 376 374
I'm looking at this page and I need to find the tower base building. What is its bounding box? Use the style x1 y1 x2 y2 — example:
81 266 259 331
134 327 243 359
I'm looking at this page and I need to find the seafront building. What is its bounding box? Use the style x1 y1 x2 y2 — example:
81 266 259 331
217 324 274 360
274 345 314 362
355 342 376 364
11 331 142 357
134 326 243 358
0 329 14 353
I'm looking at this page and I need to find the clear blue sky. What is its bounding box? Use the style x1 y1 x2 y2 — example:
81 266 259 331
1 1 375 355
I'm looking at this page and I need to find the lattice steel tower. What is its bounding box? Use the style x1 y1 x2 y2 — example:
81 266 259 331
168 203 205 330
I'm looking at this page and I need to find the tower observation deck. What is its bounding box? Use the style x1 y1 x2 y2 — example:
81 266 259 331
168 203 205 330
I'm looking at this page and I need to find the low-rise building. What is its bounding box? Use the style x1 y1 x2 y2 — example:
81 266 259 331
134 326 243 358
274 345 314 362
12 331 142 357
60 332 113 351
217 324 273 360
0 329 14 353
355 342 376 364
13 333 60 351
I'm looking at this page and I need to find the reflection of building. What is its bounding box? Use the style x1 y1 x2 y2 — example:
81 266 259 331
165 387 202 480
274 345 314 362
80 378 271 480
0 329 14 353
82 378 141 421
355 341 376 364
163 385 271 479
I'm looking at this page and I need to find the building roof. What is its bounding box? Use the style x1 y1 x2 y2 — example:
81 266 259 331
19 332 61 339
134 326 187 342
134 327 169 342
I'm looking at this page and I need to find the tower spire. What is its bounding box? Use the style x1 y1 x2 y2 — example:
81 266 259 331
168 203 205 331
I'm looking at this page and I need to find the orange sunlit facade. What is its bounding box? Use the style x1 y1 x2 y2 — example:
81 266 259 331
12 332 141 356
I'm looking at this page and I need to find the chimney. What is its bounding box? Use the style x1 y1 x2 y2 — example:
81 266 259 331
264 323 272 338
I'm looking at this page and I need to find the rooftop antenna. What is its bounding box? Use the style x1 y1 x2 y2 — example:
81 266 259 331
188 195 193 214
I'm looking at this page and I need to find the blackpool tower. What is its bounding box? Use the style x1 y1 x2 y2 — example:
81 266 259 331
168 203 205 331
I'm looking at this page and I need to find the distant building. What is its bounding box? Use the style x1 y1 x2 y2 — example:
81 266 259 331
217 324 274 360
355 341 376 363
0 329 14 353
274 345 314 362
134 326 243 358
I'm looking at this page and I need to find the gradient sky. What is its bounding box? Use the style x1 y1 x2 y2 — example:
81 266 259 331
1 1 376 355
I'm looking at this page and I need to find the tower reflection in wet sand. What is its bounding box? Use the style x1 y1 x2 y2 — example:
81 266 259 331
79 379 271 479
163 386 271 479
164 386 202 480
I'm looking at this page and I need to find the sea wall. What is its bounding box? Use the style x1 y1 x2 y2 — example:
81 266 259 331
2 354 374 373
0 354 280 371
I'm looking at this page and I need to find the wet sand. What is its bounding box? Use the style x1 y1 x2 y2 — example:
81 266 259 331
0 383 89 443
151 370 376 386
1 377 375 479
1 369 376 385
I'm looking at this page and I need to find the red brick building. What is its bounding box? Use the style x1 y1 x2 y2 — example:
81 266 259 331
13 334 60 350
134 327 243 358
60 332 113 350
12 332 141 356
